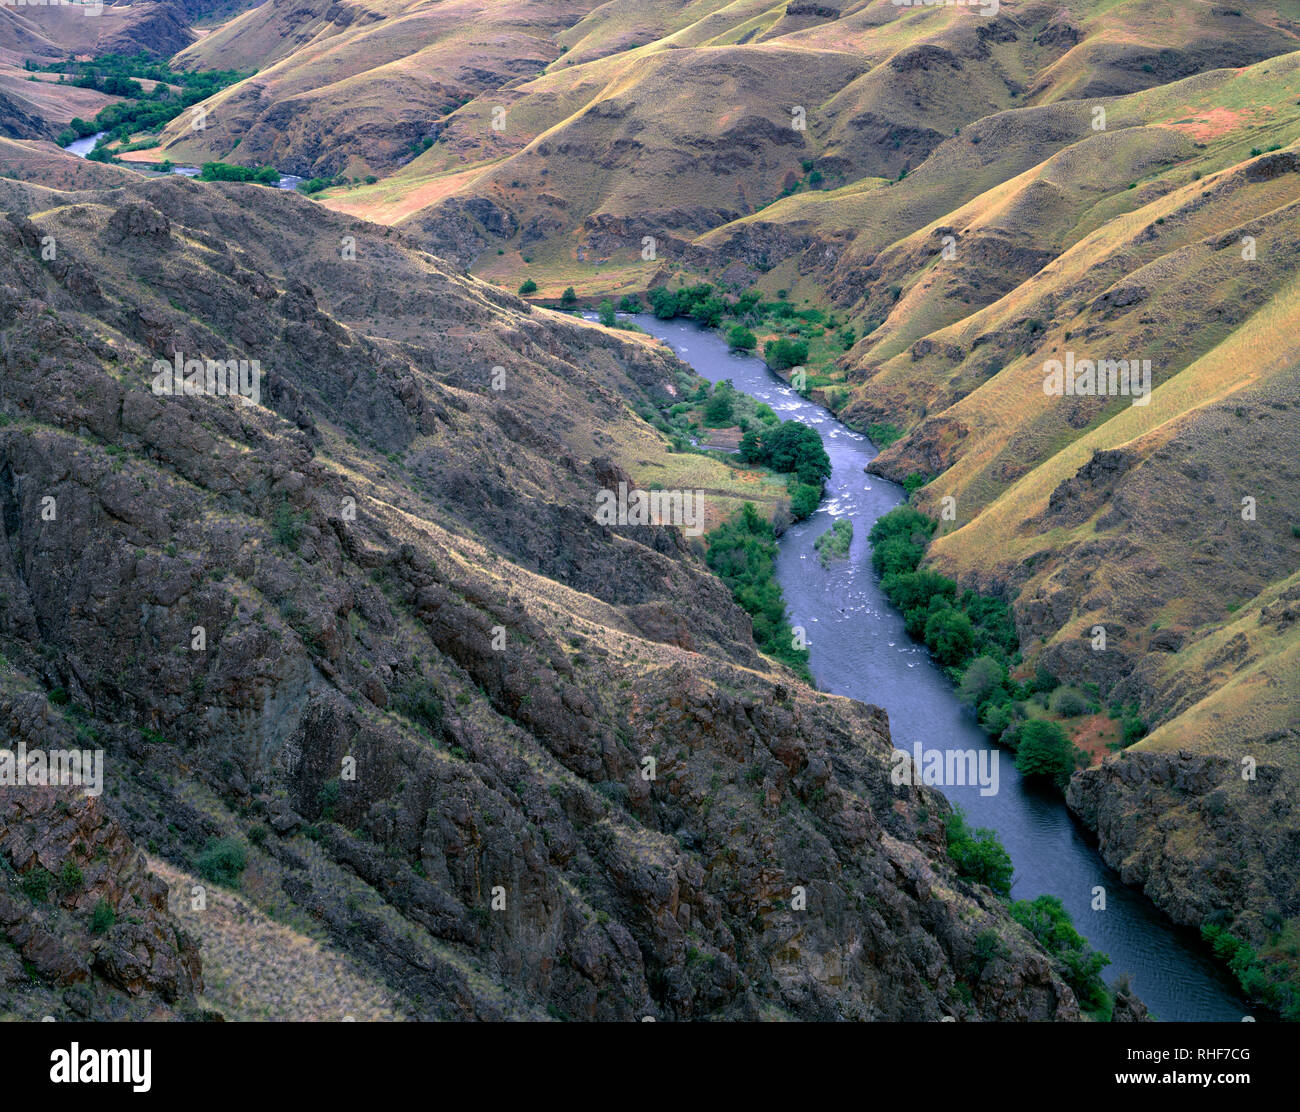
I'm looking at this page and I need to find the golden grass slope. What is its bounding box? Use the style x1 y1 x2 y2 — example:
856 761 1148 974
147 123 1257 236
142 0 1298 278
155 0 605 175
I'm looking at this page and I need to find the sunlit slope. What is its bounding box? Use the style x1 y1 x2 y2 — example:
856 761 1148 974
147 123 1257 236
154 0 1300 276
156 0 604 175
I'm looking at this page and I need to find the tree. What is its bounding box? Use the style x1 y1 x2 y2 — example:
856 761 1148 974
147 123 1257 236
959 655 1006 707
1014 720 1075 785
762 422 830 486
648 286 679 319
702 384 735 427
924 606 975 667
693 296 725 328
518 278 538 295
788 481 821 520
727 324 757 352
880 568 955 616
598 299 616 327
945 809 1013 897
560 286 578 308
764 337 809 371
872 536 922 577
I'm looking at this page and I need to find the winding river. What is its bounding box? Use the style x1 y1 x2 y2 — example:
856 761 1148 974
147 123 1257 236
633 314 1245 1022
62 134 304 190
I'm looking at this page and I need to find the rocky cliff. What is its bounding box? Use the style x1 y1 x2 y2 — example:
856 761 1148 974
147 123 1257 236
0 149 1081 1021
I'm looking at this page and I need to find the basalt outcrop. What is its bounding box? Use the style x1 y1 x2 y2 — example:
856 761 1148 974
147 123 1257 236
0 152 1083 1020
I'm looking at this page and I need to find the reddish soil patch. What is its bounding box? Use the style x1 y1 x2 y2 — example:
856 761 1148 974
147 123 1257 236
1163 106 1250 142
699 426 742 451
1070 713 1120 766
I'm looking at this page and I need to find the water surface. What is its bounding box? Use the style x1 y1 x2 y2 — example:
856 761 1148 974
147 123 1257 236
634 314 1244 1022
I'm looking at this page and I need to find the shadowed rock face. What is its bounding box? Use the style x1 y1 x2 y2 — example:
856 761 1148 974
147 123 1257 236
0 694 202 1019
0 159 1081 1021
0 92 55 142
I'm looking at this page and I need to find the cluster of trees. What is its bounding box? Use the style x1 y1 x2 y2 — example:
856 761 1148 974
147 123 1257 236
945 808 1013 896
300 175 347 194
870 505 1088 789
1011 895 1112 1013
704 503 810 679
944 809 1112 1017
701 380 736 426
739 420 831 520
644 284 826 365
727 324 757 352
200 162 280 184
648 283 757 327
665 380 778 448
1202 919 1300 1021
764 337 808 371
50 54 251 152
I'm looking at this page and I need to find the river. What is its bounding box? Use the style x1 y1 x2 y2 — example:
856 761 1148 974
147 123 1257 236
631 313 1246 1022
61 133 303 189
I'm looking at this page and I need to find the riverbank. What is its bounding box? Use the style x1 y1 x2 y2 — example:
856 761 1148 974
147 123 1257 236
628 311 1246 1022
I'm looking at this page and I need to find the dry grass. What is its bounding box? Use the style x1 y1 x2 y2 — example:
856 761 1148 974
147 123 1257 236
151 857 403 1022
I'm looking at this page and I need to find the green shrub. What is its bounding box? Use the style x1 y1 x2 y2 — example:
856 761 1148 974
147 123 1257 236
196 837 248 888
517 278 538 295
788 481 822 521
945 808 1013 897
727 324 757 352
598 299 616 327
1049 687 1092 717
317 779 341 821
702 382 736 426
21 868 53 903
1014 720 1075 786
980 701 1016 738
560 286 578 308
959 656 1007 707
763 337 809 371
813 518 853 566
902 472 930 496
1012 895 1111 1012
58 861 84 896
866 422 903 448
396 681 443 735
200 162 280 184
271 500 305 550
924 607 975 667
90 898 115 935
705 503 809 679
1032 663 1059 693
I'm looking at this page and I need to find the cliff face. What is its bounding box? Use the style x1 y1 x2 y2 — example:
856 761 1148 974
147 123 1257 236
0 2 197 63
0 151 1080 1021
0 697 202 1019
0 91 55 142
